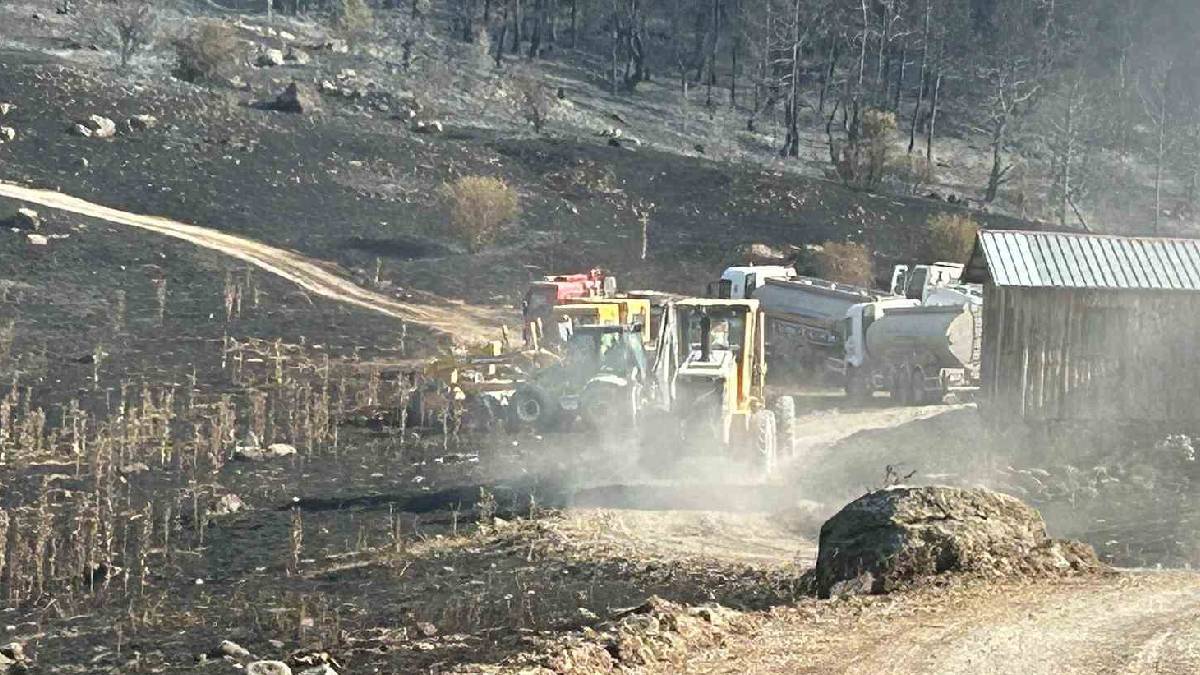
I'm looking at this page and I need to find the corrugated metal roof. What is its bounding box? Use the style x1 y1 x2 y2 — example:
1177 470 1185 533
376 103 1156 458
967 230 1200 291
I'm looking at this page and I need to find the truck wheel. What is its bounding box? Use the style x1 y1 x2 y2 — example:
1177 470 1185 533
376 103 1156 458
771 396 797 458
845 367 871 404
509 386 556 433
908 369 926 406
891 370 910 406
753 409 778 477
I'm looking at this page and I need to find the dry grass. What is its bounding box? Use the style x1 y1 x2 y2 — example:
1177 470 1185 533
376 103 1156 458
926 212 981 264
441 176 520 252
813 241 873 287
173 21 241 83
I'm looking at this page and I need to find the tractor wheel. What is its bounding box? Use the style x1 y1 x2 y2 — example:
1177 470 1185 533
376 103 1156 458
509 386 557 433
771 396 797 458
752 409 778 478
580 382 640 432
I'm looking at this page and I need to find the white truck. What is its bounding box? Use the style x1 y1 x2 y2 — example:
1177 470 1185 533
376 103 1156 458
707 265 796 300
843 295 983 405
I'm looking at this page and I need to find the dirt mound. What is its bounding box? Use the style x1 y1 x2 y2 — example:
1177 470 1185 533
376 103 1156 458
814 486 1106 598
454 596 751 674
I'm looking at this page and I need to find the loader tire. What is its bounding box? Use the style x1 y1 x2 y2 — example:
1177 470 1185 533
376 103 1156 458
509 386 556 433
753 409 778 478
771 396 797 458
637 409 679 475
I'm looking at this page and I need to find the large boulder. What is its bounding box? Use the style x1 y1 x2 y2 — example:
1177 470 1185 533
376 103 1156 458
256 49 286 67
271 82 318 114
814 486 1103 598
85 114 116 138
5 207 40 231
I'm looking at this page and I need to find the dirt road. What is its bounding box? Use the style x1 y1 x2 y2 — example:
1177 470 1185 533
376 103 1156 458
0 181 514 342
682 572 1200 675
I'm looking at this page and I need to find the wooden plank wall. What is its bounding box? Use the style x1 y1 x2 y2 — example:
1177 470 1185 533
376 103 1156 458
981 285 1200 422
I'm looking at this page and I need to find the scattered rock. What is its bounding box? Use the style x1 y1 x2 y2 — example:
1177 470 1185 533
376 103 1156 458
278 30 297 41
25 234 48 246
124 114 158 132
234 443 296 461
6 207 40 231
271 82 318 114
119 462 150 475
71 114 116 139
0 103 14 116
813 486 1106 598
296 667 337 675
285 47 310 65
318 38 349 53
415 621 438 637
0 127 13 143
0 643 26 664
411 119 443 134
209 493 246 517
247 661 291 675
216 640 251 659
257 49 286 67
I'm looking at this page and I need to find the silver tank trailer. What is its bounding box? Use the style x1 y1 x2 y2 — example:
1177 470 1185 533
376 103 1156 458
865 304 980 369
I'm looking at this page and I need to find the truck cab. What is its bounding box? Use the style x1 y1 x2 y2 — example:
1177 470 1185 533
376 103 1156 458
842 298 921 370
890 262 964 303
709 265 796 300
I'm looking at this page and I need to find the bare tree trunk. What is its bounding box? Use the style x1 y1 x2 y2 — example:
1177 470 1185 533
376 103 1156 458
908 1 930 153
705 0 721 110
782 0 802 157
495 1 509 66
730 34 739 107
1153 103 1166 235
892 41 906 111
610 0 619 95
818 39 838 115
528 0 542 58
570 0 577 48
511 0 523 53
985 117 1008 203
1057 82 1077 227
925 69 941 162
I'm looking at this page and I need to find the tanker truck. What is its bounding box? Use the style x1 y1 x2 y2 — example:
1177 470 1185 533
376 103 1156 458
842 299 982 405
751 276 889 380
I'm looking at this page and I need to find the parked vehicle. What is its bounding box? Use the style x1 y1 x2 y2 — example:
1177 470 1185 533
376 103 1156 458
752 276 890 378
843 300 983 405
707 265 796 300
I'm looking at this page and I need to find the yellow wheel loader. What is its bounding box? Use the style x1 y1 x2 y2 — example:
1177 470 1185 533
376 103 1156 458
642 298 792 476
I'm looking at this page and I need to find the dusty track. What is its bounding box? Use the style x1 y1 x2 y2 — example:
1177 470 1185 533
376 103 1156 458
682 572 1200 674
0 181 513 342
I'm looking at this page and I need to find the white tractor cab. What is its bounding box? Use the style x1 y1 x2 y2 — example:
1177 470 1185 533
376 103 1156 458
709 265 797 300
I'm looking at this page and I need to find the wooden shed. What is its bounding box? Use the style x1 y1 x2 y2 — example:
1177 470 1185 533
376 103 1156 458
963 229 1200 423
